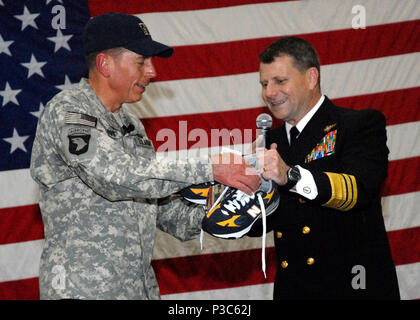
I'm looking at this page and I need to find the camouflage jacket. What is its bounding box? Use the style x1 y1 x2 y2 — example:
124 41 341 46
30 78 213 299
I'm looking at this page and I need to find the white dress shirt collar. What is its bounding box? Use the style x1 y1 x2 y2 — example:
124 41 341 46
285 95 325 144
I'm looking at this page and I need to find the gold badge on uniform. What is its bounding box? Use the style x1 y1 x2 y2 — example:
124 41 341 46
324 123 336 132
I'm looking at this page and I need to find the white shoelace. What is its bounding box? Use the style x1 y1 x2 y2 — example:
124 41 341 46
257 193 267 278
224 190 253 212
200 186 267 278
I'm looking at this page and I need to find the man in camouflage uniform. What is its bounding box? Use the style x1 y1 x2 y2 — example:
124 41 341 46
30 13 259 299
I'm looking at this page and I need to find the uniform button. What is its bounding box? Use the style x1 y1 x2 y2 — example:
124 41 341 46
302 226 311 234
307 257 315 265
281 261 288 269
299 198 306 204
276 231 283 239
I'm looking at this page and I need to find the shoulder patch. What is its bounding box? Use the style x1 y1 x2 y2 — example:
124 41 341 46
67 127 91 155
65 112 97 128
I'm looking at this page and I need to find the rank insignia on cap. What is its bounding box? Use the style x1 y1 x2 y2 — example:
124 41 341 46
138 23 150 36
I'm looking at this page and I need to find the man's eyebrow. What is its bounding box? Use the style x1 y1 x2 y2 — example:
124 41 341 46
135 55 152 60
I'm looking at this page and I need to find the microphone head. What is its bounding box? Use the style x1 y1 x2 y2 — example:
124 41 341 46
256 113 272 130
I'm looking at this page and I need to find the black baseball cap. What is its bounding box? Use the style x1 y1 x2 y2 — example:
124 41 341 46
82 12 173 58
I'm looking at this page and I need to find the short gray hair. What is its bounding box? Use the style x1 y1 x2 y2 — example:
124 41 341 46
85 47 129 70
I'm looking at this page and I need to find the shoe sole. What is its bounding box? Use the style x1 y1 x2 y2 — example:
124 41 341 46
208 196 280 239
184 197 207 205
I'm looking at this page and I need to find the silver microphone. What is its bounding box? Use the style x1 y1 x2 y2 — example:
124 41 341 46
244 113 273 173
256 113 272 149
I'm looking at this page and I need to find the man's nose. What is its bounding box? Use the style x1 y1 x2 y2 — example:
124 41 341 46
264 82 277 99
145 59 157 79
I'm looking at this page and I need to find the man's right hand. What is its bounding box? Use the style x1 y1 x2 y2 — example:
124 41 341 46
210 152 260 195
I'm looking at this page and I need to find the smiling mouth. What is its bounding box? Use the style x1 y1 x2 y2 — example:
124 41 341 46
136 83 146 90
267 98 287 108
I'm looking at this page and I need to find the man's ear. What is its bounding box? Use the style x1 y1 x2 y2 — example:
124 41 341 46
95 53 111 77
306 67 319 90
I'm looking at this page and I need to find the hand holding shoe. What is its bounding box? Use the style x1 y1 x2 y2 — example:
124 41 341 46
210 152 260 195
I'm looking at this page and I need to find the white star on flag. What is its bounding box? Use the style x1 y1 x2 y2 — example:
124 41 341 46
30 102 45 119
48 29 73 52
0 82 21 107
14 6 39 31
2 128 30 153
0 34 13 56
21 54 47 78
56 75 77 91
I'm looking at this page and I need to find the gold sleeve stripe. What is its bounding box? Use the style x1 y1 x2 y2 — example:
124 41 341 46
323 172 358 211
342 174 357 211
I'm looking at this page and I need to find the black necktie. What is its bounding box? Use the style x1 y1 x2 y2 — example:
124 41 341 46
289 126 300 146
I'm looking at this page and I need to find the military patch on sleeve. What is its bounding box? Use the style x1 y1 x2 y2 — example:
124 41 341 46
65 112 97 128
67 127 91 155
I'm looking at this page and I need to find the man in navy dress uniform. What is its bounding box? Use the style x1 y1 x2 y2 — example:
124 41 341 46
250 37 400 299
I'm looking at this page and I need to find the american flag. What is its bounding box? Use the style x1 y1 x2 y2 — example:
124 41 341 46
0 0 419 300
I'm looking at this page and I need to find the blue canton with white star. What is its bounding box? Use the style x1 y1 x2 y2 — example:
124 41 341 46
0 0 90 171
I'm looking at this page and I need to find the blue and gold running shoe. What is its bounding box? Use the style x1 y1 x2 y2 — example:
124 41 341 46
202 180 279 239
179 182 215 205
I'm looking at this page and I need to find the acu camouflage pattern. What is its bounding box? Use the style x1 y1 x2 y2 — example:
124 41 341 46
30 78 213 299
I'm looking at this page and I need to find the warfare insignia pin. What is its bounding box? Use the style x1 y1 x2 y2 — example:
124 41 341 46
324 123 337 132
